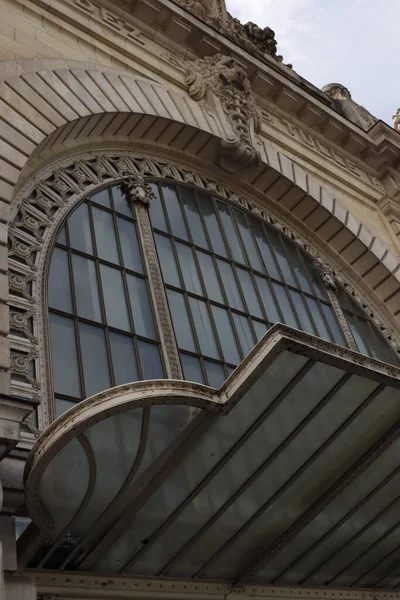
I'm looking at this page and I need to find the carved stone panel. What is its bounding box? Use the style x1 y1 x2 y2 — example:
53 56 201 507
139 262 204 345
186 54 261 172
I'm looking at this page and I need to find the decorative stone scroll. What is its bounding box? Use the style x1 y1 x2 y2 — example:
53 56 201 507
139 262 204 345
9 152 400 433
186 54 261 172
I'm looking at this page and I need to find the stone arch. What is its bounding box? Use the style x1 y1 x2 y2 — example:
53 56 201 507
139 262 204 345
1 60 397 319
3 59 400 436
8 151 400 439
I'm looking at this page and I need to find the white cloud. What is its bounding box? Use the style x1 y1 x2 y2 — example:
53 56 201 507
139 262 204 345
225 0 398 125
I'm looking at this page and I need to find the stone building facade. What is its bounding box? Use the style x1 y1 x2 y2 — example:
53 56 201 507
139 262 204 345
1 0 400 598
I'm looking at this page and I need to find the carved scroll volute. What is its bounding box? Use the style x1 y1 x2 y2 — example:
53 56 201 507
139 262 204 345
186 54 261 173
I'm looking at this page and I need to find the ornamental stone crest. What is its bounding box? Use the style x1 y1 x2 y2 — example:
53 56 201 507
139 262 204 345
122 174 155 206
175 0 225 21
173 0 284 64
393 108 400 131
186 54 261 172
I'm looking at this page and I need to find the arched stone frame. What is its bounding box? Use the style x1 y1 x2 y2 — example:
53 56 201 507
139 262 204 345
1 57 399 322
8 149 400 441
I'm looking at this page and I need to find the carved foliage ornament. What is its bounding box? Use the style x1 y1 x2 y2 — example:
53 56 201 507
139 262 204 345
173 0 285 64
186 54 261 171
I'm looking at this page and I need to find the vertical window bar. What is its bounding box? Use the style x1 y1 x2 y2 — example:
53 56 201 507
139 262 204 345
87 200 117 387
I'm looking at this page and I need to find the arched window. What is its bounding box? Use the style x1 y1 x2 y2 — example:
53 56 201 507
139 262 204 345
148 182 346 386
48 184 164 418
47 179 399 417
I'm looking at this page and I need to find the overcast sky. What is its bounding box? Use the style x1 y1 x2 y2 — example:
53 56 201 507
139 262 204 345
225 0 396 126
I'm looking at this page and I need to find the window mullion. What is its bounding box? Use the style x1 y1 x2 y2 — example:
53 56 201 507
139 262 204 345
123 176 183 380
323 282 358 351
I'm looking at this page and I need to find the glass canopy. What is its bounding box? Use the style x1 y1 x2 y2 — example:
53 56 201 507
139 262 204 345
22 325 400 587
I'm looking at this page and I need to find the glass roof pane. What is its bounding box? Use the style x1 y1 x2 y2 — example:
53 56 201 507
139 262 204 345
199 377 387 580
71 409 143 537
255 434 400 584
39 437 89 536
95 351 309 573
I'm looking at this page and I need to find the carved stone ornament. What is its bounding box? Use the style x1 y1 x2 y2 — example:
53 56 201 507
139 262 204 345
173 0 285 65
186 54 261 172
393 108 400 131
121 174 155 206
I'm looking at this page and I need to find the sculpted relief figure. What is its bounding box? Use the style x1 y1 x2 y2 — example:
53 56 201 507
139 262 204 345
393 108 400 131
186 54 261 171
174 0 226 21
173 0 284 63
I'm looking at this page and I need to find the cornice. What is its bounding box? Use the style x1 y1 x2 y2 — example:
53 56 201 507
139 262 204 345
27 563 400 597
25 0 400 179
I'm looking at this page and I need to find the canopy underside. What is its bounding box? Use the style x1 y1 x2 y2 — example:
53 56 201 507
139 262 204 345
20 326 400 588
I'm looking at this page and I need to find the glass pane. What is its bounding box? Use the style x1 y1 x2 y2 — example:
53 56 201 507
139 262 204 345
217 260 244 311
149 184 168 232
100 265 130 331
56 226 67 245
68 203 93 255
250 218 281 280
48 248 72 313
55 397 76 418
181 188 209 249
155 234 181 288
357 317 381 359
117 217 143 273
72 254 102 322
217 201 246 263
126 275 156 339
112 184 132 217
92 206 119 265
233 209 263 271
49 313 81 398
252 319 269 340
109 331 139 385
138 340 164 379
289 290 315 334
321 304 347 347
346 294 365 317
181 353 205 384
205 361 226 387
211 306 241 365
267 229 297 287
79 322 111 396
91 188 111 208
198 193 228 258
304 258 328 300
272 283 299 328
167 290 196 352
232 313 255 357
175 242 203 295
283 240 313 294
196 252 224 304
306 296 332 341
236 269 264 318
255 275 281 323
347 313 370 355
189 298 220 360
162 185 189 241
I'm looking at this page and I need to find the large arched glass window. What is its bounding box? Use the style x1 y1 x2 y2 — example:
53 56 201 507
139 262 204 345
148 182 347 387
48 184 164 418
47 179 400 418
